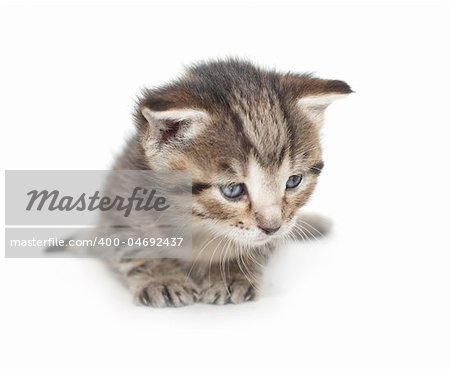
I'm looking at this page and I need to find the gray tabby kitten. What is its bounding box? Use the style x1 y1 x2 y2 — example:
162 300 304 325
110 59 351 307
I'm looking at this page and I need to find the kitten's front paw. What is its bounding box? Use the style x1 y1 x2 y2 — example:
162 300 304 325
135 278 199 308
200 280 257 305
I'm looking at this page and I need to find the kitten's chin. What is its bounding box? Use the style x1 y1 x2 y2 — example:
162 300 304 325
226 230 280 247
251 234 276 245
247 237 273 247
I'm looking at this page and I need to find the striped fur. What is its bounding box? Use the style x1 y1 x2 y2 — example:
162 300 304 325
110 59 351 307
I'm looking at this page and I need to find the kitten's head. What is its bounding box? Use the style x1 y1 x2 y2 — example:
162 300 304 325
135 59 351 246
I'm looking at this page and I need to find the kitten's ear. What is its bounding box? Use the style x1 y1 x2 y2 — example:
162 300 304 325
136 87 209 143
297 92 350 125
284 75 353 125
140 107 208 142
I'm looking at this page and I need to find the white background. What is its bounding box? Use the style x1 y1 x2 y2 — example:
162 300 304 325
1 1 449 370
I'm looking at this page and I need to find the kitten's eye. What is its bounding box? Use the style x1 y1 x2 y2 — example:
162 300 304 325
286 175 303 189
220 183 246 200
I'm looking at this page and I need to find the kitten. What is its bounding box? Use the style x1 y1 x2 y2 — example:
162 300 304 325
109 59 351 307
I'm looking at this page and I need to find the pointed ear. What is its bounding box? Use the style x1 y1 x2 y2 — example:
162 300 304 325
135 85 209 143
140 107 209 143
282 74 353 125
297 92 350 125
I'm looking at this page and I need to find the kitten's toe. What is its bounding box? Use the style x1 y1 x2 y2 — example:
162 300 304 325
229 281 257 304
200 281 258 305
167 282 199 307
201 283 231 305
135 279 198 308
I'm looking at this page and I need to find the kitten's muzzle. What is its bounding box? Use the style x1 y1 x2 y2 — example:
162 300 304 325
255 208 282 235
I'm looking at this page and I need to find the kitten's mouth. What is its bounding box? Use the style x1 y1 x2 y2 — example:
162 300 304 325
247 230 283 246
254 233 274 241
252 236 273 245
247 223 295 246
224 231 274 247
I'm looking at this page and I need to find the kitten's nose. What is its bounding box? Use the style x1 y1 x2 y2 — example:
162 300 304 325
258 224 281 235
255 206 282 235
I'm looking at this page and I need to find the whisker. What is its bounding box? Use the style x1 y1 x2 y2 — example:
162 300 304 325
297 219 325 239
237 245 260 292
292 224 307 242
295 223 317 242
208 237 226 288
184 233 221 283
219 239 233 296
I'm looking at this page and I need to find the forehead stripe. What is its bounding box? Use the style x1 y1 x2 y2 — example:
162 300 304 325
192 182 211 195
310 161 324 175
229 110 260 157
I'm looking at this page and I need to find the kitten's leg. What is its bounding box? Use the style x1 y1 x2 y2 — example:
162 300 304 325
111 258 199 308
198 249 269 305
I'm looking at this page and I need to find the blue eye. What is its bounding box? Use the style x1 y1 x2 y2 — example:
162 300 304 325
286 175 303 189
220 183 245 200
